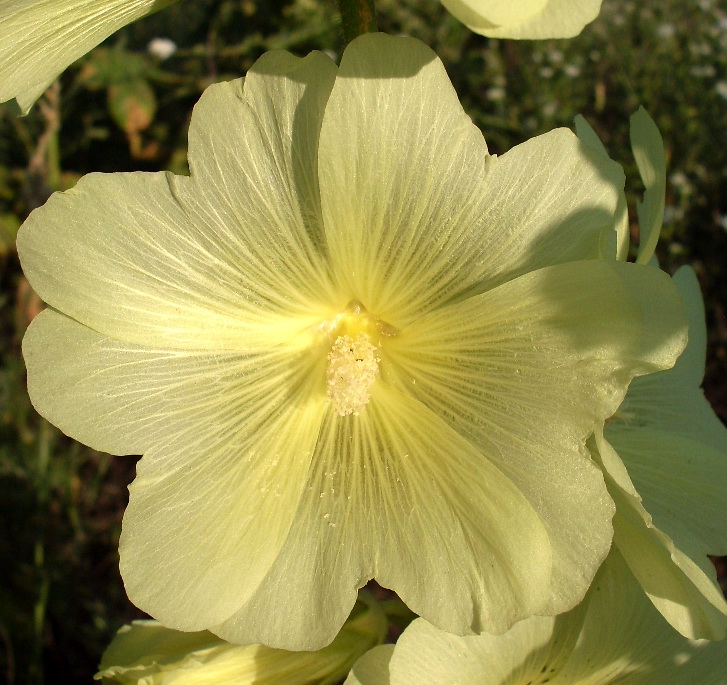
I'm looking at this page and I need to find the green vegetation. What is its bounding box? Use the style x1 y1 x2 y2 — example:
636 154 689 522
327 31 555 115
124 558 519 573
1 0 726 682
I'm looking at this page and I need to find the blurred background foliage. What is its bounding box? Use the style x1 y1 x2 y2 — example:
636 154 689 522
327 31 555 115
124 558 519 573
1 0 726 682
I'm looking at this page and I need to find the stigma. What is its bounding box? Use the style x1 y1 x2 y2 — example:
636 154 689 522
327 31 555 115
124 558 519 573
326 332 380 416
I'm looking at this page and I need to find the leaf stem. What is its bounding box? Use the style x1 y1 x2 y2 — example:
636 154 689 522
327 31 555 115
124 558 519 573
338 0 377 45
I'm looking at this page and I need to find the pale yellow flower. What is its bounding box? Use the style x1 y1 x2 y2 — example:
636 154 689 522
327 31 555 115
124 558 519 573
346 549 727 685
19 34 686 649
96 600 385 684
0 0 177 113
576 111 727 640
596 267 727 640
440 0 604 39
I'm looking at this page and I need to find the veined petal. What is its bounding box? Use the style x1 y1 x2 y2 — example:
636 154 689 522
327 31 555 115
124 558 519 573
469 129 624 291
609 268 725 452
319 35 624 327
0 0 177 114
594 434 727 640
183 50 338 302
214 388 552 650
574 114 629 261
17 51 339 350
609 430 727 557
319 33 490 328
441 0 604 39
558 549 727 684
24 309 327 628
385 259 685 616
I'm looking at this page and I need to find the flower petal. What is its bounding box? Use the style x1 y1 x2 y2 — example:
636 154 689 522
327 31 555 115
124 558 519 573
98 601 385 684
574 114 629 261
609 267 725 451
345 645 394 685
441 0 604 39
0 0 177 113
610 430 727 557
385 259 686 617
558 549 727 683
183 49 338 297
389 616 564 685
631 107 666 265
24 309 327 628
213 387 552 649
438 0 547 30
18 51 338 349
318 34 624 328
595 434 727 640
349 550 727 684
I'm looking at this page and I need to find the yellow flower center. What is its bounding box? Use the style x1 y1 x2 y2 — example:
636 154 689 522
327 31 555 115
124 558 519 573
320 300 397 416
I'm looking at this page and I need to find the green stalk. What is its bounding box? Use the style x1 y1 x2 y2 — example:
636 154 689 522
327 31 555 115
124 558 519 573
338 0 377 45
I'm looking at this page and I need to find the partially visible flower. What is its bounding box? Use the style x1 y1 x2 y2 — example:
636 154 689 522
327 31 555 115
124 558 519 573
345 550 727 685
596 267 727 640
0 0 178 114
19 34 686 649
576 111 727 640
96 599 386 684
440 0 604 39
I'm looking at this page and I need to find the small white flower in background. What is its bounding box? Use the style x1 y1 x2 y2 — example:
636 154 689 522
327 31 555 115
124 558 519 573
669 171 690 191
485 85 505 101
147 37 177 61
690 64 716 78
662 205 684 225
656 23 677 39
563 63 581 78
715 81 727 99
440 0 604 39
542 100 558 118
547 49 563 63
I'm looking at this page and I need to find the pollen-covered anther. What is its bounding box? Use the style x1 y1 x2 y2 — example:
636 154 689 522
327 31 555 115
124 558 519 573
326 332 380 416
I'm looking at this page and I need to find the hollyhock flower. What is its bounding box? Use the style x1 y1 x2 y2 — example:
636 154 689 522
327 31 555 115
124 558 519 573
577 111 727 639
346 549 727 685
0 0 178 114
440 0 604 39
18 34 686 649
596 267 727 639
95 599 385 684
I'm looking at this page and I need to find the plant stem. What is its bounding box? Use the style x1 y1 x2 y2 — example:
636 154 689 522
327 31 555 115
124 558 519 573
338 0 377 45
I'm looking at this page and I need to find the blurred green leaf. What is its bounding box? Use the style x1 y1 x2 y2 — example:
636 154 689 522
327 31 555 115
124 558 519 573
0 213 20 256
